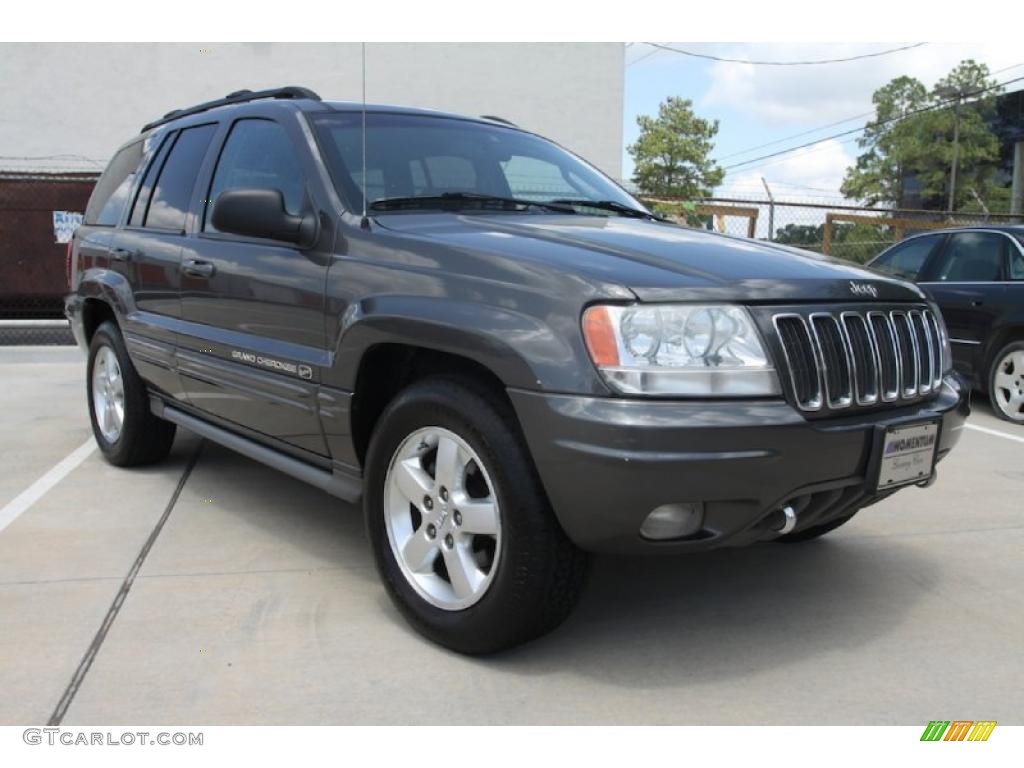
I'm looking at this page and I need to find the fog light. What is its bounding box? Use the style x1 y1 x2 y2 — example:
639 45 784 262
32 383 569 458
640 503 704 540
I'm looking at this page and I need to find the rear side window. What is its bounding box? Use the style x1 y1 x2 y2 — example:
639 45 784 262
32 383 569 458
1009 239 1024 280
144 124 217 231
923 232 1006 282
84 141 144 226
204 119 304 232
870 235 941 280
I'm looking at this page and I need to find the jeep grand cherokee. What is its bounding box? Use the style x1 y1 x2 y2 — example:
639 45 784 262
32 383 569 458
65 87 968 653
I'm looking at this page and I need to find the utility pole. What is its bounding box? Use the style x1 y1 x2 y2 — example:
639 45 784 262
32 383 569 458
761 177 775 241
948 94 961 212
1012 140 1024 222
937 85 967 213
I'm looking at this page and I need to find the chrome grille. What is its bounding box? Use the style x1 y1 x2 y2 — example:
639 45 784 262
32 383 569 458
773 307 944 412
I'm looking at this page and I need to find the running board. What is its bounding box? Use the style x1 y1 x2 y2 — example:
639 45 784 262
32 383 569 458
152 399 362 503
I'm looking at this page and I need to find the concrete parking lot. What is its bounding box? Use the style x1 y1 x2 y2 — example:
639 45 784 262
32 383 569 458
1 345 1022 725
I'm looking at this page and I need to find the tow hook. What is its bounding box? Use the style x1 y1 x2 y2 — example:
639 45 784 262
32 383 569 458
916 471 938 488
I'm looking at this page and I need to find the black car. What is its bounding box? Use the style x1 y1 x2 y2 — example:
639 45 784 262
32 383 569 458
868 227 1024 423
66 87 967 653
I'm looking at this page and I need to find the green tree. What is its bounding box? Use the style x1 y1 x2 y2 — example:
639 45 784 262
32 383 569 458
841 75 929 206
841 61 1003 211
775 223 826 250
628 97 725 198
917 60 1002 210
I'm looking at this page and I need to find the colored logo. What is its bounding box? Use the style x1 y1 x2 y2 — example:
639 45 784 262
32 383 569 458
920 721 996 742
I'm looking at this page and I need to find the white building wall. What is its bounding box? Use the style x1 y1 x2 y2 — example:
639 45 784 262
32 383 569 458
0 42 624 178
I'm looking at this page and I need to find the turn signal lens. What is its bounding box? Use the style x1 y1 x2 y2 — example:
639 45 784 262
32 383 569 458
582 305 620 367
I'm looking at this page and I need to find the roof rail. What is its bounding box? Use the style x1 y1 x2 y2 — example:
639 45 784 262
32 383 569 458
480 114 518 127
141 86 322 133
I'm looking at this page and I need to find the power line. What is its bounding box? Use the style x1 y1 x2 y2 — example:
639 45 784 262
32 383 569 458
642 42 927 67
715 60 1024 164
722 74 1024 172
715 111 875 161
627 46 661 67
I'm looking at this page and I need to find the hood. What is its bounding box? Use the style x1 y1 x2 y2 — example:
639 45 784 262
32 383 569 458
374 213 926 304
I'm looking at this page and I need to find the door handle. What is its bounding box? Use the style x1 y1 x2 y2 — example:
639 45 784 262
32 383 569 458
111 247 138 262
182 259 216 278
971 299 984 307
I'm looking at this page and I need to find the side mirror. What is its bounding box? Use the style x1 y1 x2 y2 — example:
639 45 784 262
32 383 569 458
211 188 317 247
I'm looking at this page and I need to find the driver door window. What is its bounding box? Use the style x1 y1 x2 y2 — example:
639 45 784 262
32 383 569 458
204 119 305 232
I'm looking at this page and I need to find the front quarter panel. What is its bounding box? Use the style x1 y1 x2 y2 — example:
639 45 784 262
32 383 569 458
321 227 632 395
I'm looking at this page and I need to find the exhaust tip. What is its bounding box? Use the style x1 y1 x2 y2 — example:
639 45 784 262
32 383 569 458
775 505 797 536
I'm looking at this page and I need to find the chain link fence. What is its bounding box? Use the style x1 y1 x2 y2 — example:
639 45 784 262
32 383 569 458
642 194 1023 263
2 174 1021 345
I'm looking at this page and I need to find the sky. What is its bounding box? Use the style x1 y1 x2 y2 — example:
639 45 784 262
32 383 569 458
622 42 1024 203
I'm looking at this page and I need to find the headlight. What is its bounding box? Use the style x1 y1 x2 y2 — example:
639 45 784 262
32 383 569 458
582 304 782 396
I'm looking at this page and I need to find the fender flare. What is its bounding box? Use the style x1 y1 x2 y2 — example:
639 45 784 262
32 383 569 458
330 295 598 394
76 268 136 323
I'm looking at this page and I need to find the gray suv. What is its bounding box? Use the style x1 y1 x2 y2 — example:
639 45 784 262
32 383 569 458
66 87 968 653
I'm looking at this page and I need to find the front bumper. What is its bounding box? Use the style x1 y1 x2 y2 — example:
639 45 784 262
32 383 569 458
509 375 968 554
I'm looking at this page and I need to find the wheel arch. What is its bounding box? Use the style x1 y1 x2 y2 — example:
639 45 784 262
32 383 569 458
984 322 1024 377
76 268 135 343
348 342 519 468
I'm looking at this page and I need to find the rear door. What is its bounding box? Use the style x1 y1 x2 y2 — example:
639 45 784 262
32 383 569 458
115 123 218 400
76 137 157 292
176 116 331 457
919 231 1008 382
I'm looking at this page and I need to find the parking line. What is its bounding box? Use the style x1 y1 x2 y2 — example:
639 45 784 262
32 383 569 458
47 441 203 726
964 423 1024 445
0 438 97 535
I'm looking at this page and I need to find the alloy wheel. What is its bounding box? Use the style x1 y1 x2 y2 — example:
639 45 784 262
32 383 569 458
993 349 1024 422
92 345 126 442
383 427 502 610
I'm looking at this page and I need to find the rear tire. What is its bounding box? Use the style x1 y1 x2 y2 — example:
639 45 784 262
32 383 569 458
988 341 1024 424
364 375 588 654
87 320 176 466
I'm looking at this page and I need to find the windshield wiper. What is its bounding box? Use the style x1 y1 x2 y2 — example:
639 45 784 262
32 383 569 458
369 192 577 214
549 199 659 219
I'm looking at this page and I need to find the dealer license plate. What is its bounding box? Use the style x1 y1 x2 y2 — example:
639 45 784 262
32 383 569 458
876 421 938 491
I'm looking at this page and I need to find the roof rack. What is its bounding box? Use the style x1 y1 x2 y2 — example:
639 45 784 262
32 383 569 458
141 86 322 133
480 114 517 127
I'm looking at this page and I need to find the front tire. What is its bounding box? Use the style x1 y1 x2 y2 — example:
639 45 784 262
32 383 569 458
364 376 587 654
988 341 1024 424
87 320 176 466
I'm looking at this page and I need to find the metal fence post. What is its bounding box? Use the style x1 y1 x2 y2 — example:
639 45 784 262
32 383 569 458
761 177 775 242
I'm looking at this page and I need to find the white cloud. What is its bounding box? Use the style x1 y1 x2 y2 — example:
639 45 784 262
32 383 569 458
719 138 855 200
699 41 1024 125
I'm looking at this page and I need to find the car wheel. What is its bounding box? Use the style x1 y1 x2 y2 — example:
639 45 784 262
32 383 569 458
988 341 1024 424
773 513 856 543
364 375 588 654
87 320 176 466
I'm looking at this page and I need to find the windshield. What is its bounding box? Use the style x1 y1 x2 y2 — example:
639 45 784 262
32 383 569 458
311 112 646 216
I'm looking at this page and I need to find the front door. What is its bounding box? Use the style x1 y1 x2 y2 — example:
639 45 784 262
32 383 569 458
177 117 331 457
919 231 1008 383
